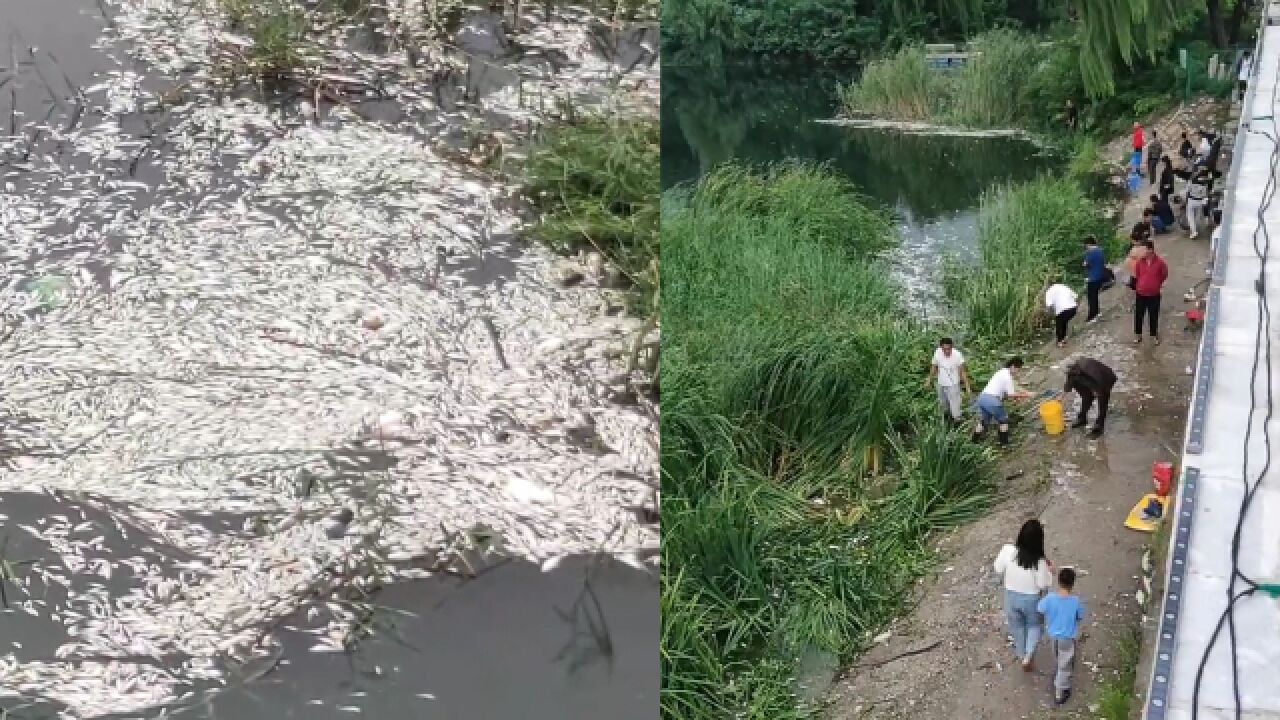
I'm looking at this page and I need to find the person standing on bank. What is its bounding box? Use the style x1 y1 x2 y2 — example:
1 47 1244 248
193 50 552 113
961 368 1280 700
1146 131 1163 185
1130 240 1169 344
927 337 974 427
1131 122 1145 172
1082 236 1107 323
1158 156 1177 202
994 519 1054 672
1185 166 1211 238
1064 99 1078 132
1064 356 1117 438
1045 282 1079 348
975 357 1033 447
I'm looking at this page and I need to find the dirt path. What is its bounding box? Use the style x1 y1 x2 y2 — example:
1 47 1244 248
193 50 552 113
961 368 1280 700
826 105 1228 719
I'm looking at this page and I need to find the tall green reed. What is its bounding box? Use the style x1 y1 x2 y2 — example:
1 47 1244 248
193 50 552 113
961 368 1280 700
838 46 940 121
663 163 998 720
944 175 1110 349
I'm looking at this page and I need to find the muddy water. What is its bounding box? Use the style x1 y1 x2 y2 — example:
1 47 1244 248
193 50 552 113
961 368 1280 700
2 0 655 716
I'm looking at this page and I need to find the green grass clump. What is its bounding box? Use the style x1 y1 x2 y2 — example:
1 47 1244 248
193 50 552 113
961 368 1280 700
662 163 997 720
1096 624 1142 720
838 45 940 121
840 32 1049 129
944 176 1111 349
950 29 1043 128
523 116 660 309
218 0 308 76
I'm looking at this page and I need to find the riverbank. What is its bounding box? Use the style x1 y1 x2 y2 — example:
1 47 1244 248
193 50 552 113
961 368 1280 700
826 102 1225 720
0 0 658 715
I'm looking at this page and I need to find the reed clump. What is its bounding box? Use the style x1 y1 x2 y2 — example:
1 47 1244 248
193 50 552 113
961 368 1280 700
840 30 1048 130
943 176 1111 349
662 163 996 720
838 45 939 121
523 115 660 310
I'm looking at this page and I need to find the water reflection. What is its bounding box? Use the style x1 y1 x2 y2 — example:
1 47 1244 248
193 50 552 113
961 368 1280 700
661 64 1055 220
661 63 1060 308
172 556 658 720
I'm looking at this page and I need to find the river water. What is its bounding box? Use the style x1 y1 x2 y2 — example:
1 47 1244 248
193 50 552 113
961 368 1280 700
661 64 1057 312
1 1 657 717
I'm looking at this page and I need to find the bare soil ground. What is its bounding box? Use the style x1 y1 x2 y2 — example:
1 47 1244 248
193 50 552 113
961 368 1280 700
826 101 1230 720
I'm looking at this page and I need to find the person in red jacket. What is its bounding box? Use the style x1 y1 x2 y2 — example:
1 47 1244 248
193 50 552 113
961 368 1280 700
1129 240 1169 344
1131 122 1146 172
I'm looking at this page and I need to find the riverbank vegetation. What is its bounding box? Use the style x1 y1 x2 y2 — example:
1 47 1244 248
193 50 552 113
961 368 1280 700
662 161 1113 719
665 0 1251 100
944 176 1113 349
840 24 1239 136
523 115 661 311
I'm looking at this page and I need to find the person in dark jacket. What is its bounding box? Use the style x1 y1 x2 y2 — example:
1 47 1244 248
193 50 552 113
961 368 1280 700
1158 157 1176 202
1179 132 1195 163
1063 357 1117 438
1150 193 1176 230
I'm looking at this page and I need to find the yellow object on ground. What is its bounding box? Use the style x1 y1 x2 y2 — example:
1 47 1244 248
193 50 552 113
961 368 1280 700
1125 493 1170 532
1039 399 1065 435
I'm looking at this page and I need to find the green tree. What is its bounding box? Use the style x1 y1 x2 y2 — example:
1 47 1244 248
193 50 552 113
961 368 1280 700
1073 0 1199 97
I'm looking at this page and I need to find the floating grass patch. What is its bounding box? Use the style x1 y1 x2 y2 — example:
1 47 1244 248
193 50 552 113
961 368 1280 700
523 115 660 309
662 163 997 720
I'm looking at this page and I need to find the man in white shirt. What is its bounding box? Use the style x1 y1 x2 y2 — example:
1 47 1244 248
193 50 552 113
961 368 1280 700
1044 283 1079 347
975 356 1033 447
927 337 973 426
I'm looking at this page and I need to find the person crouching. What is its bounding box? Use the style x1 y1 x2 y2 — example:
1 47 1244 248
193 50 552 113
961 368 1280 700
974 356 1034 447
1063 356 1116 438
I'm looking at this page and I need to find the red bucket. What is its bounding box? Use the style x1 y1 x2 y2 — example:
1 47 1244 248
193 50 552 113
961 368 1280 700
1153 461 1175 497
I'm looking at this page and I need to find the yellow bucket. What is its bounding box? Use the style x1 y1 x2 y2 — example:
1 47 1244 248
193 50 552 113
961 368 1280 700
1039 399 1066 435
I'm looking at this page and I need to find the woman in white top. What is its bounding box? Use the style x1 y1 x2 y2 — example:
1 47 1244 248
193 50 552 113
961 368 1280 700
994 518 1055 670
1044 283 1079 347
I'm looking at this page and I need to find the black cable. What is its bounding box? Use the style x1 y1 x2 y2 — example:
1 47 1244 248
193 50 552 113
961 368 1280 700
1189 44 1277 720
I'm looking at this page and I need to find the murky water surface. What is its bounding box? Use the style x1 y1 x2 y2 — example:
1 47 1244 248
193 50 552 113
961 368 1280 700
661 64 1058 309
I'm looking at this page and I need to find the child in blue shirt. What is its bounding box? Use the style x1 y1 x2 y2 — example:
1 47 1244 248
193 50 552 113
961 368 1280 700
1038 567 1086 705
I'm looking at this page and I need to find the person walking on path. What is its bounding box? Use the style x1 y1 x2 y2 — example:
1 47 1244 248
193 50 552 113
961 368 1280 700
1129 240 1169 344
1146 131 1163 185
927 337 973 427
994 519 1054 672
1044 282 1079 347
974 357 1032 447
1064 356 1117 438
1239 52 1253 101
1038 567 1086 706
1131 122 1145 172
1185 166 1211 238
1082 236 1107 323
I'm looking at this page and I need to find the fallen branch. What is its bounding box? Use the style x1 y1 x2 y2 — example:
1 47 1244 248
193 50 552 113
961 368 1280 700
854 639 943 669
